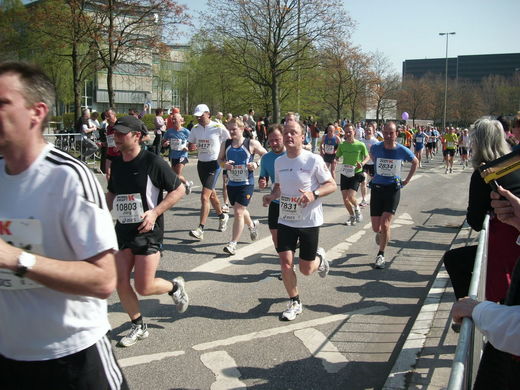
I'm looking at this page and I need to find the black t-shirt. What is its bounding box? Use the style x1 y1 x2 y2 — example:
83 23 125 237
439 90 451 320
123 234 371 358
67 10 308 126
108 149 180 238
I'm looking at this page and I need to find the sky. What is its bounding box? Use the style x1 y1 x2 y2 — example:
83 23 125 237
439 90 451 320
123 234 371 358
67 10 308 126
178 0 520 74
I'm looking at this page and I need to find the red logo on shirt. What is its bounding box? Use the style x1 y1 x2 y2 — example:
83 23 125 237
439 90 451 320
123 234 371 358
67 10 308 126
0 221 12 235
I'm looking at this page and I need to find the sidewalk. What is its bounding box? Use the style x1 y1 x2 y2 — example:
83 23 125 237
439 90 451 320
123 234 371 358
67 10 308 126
384 222 477 390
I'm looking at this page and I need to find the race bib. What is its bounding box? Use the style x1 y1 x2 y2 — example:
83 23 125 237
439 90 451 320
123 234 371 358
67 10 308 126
416 136 423 143
107 134 116 148
0 219 44 290
324 144 335 154
279 195 303 222
377 158 401 177
447 141 455 148
114 193 144 224
228 164 248 182
340 164 355 178
170 139 186 151
197 139 212 153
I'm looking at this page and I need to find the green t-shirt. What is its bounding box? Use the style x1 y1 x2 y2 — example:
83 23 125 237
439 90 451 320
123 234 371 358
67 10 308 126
335 140 368 173
444 133 458 150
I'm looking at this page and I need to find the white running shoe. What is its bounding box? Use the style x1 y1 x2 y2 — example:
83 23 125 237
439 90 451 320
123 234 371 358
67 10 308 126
374 254 386 269
171 276 189 313
445 168 449 174
346 215 356 226
185 180 193 195
221 203 230 213
189 226 204 240
316 247 329 278
249 219 260 241
218 213 229 232
118 323 149 347
223 241 237 255
355 209 363 223
281 300 303 321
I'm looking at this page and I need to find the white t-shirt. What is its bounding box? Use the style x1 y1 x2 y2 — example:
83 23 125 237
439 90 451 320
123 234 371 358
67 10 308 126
0 144 118 361
188 120 230 161
355 126 365 140
274 150 332 228
362 137 379 165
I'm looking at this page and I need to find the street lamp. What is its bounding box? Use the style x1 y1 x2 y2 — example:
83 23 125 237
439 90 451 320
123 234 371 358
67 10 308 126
439 32 455 131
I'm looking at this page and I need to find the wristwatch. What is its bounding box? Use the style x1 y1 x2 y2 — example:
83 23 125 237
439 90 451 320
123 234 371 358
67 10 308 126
312 189 320 199
15 251 36 278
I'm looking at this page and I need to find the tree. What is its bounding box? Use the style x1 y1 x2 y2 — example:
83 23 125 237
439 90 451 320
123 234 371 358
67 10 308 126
368 52 400 123
399 75 433 126
202 0 352 123
88 0 188 109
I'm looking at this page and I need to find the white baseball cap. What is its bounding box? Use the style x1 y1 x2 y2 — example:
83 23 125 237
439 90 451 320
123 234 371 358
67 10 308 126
193 104 210 116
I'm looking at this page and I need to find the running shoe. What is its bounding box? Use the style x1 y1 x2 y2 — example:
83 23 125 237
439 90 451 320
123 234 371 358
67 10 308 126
222 203 230 213
375 232 381 246
346 215 356 226
249 219 260 241
374 254 386 269
359 200 368 208
316 247 329 278
185 180 193 195
445 168 449 174
355 209 363 223
118 323 149 347
450 168 453 174
281 300 303 321
189 227 204 240
218 213 229 232
171 276 189 313
223 241 237 255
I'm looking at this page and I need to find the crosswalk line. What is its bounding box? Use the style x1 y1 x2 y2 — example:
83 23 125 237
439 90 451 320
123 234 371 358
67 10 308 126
295 328 349 373
200 351 247 390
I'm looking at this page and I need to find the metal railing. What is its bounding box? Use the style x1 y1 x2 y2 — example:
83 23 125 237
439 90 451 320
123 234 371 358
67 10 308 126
43 132 101 167
447 214 490 390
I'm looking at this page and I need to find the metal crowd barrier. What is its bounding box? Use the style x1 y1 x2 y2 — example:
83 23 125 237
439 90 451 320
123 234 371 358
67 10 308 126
447 214 490 390
43 132 100 168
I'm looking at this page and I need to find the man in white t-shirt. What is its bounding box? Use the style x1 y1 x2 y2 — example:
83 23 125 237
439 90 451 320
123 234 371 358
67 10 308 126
263 120 336 321
355 122 365 140
188 104 231 240
0 61 127 388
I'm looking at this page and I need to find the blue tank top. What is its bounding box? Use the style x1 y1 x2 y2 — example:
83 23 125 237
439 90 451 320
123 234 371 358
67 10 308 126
225 138 254 186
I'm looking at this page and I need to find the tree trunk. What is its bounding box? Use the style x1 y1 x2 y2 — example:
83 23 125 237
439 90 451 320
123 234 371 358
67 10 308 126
72 45 82 124
271 76 280 123
107 66 115 109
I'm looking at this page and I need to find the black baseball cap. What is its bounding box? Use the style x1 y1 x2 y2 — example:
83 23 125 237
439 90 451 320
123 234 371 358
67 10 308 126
113 115 148 136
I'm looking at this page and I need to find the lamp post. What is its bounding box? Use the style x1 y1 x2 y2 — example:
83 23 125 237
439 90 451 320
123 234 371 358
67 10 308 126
439 32 455 131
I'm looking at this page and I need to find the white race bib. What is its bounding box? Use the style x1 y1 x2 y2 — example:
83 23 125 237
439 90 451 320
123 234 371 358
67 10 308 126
0 219 44 290
228 164 248 182
114 193 144 224
170 139 186 151
340 164 355 178
324 144 335 154
279 195 303 221
197 139 212 154
416 136 423 143
107 134 116 148
447 141 455 148
377 158 401 177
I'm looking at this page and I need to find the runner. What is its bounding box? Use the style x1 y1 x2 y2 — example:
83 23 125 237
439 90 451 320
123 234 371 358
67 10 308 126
103 107 121 181
360 122 379 207
187 104 230 240
162 112 194 194
370 121 418 269
425 125 436 163
259 124 286 250
320 124 341 181
442 127 459 174
106 115 189 347
219 117 267 255
335 124 370 225
262 120 336 321
413 126 429 168
0 61 128 388
459 128 470 169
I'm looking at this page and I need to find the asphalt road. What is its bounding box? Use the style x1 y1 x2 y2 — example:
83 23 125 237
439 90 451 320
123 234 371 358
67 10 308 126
99 152 471 390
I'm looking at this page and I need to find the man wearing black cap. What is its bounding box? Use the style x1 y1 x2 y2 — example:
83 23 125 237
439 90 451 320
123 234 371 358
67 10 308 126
106 115 189 347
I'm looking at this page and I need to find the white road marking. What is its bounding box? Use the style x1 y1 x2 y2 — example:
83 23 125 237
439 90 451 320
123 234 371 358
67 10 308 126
200 351 247 390
294 328 349 373
193 306 387 351
118 350 185 367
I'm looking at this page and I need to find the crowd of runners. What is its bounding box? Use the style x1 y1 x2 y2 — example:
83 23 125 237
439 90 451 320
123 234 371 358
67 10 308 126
4 61 520 389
